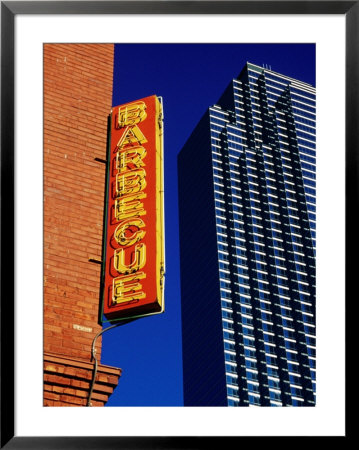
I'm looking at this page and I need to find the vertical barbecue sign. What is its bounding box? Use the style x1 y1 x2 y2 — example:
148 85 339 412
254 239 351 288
102 95 164 321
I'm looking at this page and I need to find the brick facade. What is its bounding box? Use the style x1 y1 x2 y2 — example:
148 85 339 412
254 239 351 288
44 354 120 407
44 44 121 406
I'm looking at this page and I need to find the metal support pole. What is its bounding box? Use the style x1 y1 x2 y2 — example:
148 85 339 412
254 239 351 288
87 319 135 407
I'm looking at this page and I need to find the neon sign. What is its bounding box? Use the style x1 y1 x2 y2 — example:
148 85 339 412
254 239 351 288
102 96 164 321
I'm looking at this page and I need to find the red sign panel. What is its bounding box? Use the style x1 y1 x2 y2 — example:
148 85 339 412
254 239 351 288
103 95 164 321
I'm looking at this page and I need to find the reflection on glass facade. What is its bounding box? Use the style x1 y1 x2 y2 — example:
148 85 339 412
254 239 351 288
178 62 316 406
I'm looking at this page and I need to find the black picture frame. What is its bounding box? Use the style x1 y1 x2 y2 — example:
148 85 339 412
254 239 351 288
1 1 354 448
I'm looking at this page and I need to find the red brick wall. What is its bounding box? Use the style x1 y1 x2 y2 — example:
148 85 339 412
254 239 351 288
43 354 120 407
44 44 120 406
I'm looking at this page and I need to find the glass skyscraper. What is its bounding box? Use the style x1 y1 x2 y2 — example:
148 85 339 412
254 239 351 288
178 62 316 407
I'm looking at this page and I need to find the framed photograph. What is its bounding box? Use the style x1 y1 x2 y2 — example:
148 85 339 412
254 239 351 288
1 1 353 448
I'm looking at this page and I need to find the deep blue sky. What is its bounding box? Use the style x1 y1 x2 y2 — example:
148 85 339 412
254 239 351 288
101 43 315 406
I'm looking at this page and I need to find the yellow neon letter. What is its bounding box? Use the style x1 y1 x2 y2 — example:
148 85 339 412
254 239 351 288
116 168 146 197
114 243 146 274
117 125 147 149
115 192 147 221
112 272 146 304
117 101 147 128
114 218 146 247
116 146 147 172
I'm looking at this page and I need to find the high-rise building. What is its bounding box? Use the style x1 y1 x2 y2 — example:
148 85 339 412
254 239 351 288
178 62 316 407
